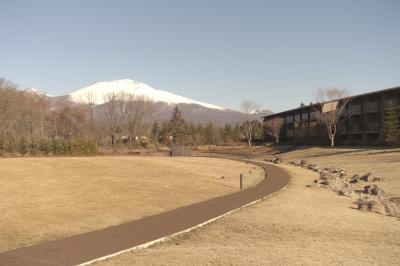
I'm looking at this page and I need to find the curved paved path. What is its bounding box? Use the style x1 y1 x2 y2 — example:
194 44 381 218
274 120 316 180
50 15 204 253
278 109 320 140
0 160 290 266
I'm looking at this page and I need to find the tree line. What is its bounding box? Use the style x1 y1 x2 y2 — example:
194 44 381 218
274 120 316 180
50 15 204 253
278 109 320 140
0 79 264 156
152 106 264 146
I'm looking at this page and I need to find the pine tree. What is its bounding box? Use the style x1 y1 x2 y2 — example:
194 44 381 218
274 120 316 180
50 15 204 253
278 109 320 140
232 124 241 143
150 122 160 143
168 106 186 145
382 106 400 146
221 124 233 144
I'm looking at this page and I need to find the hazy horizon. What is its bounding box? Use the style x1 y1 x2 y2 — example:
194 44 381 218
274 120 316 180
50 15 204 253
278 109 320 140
1 0 399 112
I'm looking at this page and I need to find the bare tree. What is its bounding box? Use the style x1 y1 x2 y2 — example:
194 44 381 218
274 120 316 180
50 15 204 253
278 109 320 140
126 94 153 149
103 92 129 147
265 117 284 145
241 100 261 146
315 88 351 147
84 91 97 143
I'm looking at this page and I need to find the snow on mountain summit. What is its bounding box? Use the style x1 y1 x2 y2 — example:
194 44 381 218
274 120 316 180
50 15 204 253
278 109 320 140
69 79 224 110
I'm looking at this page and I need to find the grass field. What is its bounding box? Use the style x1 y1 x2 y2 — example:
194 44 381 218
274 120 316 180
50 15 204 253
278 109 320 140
98 163 400 266
95 147 400 265
0 156 264 252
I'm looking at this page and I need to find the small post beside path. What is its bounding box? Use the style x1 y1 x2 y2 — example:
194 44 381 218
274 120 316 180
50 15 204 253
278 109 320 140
240 173 243 190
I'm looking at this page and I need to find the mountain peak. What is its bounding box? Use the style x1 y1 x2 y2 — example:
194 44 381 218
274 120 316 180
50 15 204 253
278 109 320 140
69 79 224 110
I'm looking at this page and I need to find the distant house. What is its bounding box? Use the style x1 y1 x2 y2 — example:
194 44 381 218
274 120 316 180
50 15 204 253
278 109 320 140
263 86 400 146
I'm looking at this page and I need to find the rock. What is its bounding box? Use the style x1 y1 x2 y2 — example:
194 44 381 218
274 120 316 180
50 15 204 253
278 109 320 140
388 197 400 204
320 169 329 175
372 176 382 182
338 171 347 178
384 197 400 217
307 164 319 171
319 172 332 181
221 176 225 179
370 185 385 198
300 160 309 168
269 157 283 164
356 199 386 215
360 173 373 182
312 165 319 171
349 177 358 184
314 179 318 183
362 184 384 198
338 182 353 197
356 198 369 211
300 160 307 165
363 185 372 194
291 160 301 166
329 167 339 173
369 200 387 214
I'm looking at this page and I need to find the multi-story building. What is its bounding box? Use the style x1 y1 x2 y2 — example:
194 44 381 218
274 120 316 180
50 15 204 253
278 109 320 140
263 86 400 145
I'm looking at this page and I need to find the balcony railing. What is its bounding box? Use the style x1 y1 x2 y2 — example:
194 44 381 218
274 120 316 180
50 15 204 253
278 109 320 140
384 98 398 109
310 112 318 120
349 104 362 114
350 124 363 133
366 122 379 132
340 126 348 134
364 101 379 113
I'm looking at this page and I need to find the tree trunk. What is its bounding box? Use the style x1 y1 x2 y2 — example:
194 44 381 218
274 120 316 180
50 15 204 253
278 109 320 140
276 135 279 145
330 136 335 147
111 134 115 147
247 136 252 146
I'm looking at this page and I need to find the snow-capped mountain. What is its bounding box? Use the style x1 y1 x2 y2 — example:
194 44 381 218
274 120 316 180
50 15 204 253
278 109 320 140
69 79 224 110
24 88 52 97
27 79 272 125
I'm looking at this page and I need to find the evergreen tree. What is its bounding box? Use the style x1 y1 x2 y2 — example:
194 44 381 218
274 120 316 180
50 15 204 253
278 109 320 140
185 122 197 145
232 124 241 143
204 122 220 145
195 123 205 145
382 106 400 146
168 106 186 145
150 122 160 143
221 124 233 144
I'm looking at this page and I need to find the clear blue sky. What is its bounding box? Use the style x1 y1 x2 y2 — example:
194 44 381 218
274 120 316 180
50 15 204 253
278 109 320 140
1 0 399 112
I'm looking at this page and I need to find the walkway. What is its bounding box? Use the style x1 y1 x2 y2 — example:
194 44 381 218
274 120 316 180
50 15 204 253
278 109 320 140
0 160 290 266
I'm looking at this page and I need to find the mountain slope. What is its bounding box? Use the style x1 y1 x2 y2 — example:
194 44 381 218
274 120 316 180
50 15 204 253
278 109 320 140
69 79 224 110
41 79 272 125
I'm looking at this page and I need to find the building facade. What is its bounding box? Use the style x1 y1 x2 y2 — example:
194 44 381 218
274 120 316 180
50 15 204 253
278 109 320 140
263 87 400 146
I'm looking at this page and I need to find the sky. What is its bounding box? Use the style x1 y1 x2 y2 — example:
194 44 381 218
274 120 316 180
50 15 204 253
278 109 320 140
0 0 399 112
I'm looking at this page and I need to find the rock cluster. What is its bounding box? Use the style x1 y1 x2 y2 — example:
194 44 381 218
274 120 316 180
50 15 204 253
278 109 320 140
287 159 399 218
266 157 283 164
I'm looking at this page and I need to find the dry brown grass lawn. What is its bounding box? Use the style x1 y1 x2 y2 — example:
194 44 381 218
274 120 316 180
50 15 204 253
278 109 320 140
275 147 400 196
0 156 264 252
98 163 400 266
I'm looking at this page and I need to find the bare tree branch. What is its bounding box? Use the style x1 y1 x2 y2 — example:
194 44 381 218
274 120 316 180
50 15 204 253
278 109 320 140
315 87 352 147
